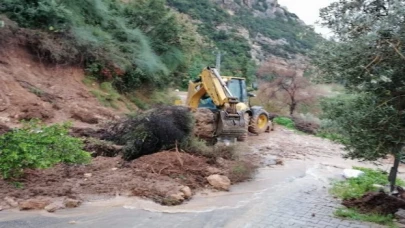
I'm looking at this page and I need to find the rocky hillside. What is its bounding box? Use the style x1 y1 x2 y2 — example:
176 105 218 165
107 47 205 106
168 0 321 78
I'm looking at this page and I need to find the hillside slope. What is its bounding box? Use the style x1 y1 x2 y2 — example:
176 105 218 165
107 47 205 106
168 0 321 77
0 19 119 127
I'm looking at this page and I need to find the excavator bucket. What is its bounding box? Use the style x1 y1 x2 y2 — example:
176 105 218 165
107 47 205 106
215 110 246 142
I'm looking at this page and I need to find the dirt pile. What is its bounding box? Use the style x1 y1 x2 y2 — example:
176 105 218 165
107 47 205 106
193 108 216 142
343 191 405 215
0 150 254 210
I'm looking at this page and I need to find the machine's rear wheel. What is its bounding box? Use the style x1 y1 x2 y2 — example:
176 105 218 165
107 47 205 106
249 111 269 135
237 113 250 142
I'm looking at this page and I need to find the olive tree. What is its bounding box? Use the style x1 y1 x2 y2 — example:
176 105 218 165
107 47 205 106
313 0 405 190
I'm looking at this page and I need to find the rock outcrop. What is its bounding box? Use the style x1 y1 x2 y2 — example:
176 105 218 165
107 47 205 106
211 0 311 76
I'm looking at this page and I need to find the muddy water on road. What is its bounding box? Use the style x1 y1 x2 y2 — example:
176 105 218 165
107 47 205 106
51 159 314 217
1 127 401 221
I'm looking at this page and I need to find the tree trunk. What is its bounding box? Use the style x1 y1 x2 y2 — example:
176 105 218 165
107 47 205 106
289 102 296 116
389 145 403 192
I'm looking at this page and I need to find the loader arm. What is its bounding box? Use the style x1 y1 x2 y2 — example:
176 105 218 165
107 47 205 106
187 68 237 111
186 67 245 141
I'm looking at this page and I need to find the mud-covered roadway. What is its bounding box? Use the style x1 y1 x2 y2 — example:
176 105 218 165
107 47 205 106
0 126 400 228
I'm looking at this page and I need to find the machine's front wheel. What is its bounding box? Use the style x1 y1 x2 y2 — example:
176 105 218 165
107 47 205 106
249 111 269 135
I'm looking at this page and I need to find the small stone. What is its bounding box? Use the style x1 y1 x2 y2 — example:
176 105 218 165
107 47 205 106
45 202 65 213
206 174 231 191
68 221 77 224
207 167 221 174
19 199 51 210
64 198 81 208
266 160 277 166
216 157 226 167
84 173 92 178
0 207 3 211
111 168 118 171
180 186 192 199
275 159 283 165
343 169 364 178
4 197 18 208
169 192 185 202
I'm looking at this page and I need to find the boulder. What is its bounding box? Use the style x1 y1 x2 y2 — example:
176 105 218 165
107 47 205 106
207 174 231 191
64 198 81 208
170 192 185 201
19 199 51 210
45 202 65 213
180 186 192 199
4 197 18 208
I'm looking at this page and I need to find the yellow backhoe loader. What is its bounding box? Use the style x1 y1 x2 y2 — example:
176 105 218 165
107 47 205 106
184 67 271 142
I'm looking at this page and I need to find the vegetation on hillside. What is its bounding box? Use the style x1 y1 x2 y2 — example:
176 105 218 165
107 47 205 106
166 0 321 81
0 0 201 90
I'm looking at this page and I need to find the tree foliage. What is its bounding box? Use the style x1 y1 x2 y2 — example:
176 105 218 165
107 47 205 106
313 0 405 160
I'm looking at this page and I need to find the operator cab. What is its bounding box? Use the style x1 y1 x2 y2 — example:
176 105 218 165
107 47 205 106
198 77 248 110
226 78 248 103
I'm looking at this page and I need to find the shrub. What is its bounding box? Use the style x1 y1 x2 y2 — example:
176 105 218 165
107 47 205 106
316 119 348 143
273 117 295 129
181 136 213 157
228 161 256 183
0 120 90 179
292 113 321 135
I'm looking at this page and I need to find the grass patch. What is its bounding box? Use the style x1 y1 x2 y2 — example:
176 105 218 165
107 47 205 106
127 94 150 110
90 82 122 109
335 208 396 227
330 167 405 200
29 87 44 97
273 117 295 129
316 132 347 143
330 167 405 227
82 76 97 87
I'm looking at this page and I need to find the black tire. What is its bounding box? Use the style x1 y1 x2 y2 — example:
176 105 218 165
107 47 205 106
249 110 269 135
237 113 250 142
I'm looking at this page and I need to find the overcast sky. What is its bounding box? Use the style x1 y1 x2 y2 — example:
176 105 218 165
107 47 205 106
278 0 336 36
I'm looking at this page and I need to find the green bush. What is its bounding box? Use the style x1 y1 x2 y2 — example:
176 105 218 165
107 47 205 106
330 167 405 200
273 117 295 129
0 120 91 179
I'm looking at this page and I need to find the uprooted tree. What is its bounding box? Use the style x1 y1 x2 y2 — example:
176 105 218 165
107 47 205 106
313 0 405 193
